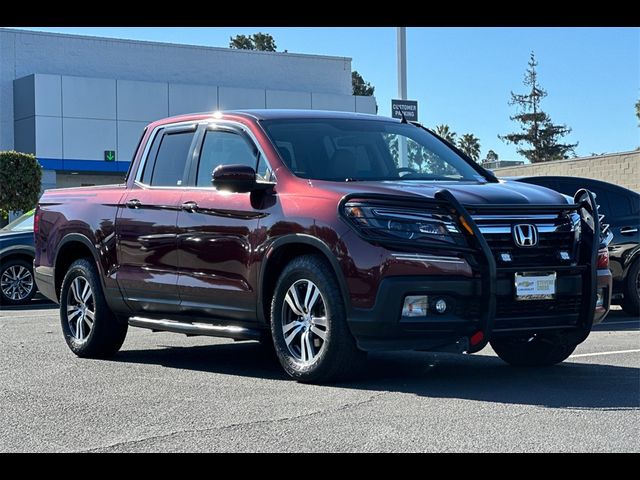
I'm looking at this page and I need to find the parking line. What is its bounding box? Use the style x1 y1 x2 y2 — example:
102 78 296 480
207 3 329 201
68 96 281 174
571 349 640 358
596 320 640 326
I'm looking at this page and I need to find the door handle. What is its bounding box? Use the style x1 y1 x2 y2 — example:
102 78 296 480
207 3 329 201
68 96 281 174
620 227 638 235
181 201 198 213
125 199 141 209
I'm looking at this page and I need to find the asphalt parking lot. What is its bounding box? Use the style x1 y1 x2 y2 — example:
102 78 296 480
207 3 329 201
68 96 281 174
1 301 638 452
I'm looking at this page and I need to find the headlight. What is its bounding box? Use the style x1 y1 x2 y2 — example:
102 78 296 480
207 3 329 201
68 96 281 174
343 203 460 244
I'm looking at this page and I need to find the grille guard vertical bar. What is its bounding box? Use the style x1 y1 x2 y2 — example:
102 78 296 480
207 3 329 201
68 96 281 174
435 190 496 353
573 188 600 343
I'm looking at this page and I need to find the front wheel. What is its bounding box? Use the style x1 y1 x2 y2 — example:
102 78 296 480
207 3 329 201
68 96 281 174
60 258 128 358
490 333 579 367
271 255 366 383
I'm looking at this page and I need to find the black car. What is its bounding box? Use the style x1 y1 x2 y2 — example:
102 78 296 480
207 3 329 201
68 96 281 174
0 210 37 305
514 176 639 316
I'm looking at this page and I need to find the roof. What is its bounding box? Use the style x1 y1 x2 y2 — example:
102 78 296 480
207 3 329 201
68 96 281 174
230 109 387 121
151 109 394 128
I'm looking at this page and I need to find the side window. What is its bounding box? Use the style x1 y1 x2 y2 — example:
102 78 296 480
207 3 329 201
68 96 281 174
144 131 195 187
605 191 632 217
196 130 258 187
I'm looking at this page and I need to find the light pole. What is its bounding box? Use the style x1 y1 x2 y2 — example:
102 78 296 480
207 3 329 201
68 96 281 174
397 27 408 167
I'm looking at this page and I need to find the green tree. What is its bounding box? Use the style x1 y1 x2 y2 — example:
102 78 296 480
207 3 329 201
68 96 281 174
252 32 277 52
434 124 457 144
229 33 277 52
229 34 254 50
0 151 42 220
352 71 375 96
635 99 639 125
499 52 577 163
485 149 499 163
458 134 481 162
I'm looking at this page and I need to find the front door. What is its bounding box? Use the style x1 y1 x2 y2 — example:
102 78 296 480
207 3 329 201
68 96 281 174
176 125 272 321
116 125 196 314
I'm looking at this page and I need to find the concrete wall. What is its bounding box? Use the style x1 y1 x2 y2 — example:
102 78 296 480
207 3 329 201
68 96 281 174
493 151 640 192
0 28 376 158
11 73 377 169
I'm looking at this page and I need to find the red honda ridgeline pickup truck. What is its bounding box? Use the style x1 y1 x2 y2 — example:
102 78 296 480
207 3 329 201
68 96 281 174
34 110 611 383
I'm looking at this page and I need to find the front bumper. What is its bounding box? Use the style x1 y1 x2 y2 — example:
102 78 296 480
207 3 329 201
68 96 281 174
341 188 607 352
348 268 612 352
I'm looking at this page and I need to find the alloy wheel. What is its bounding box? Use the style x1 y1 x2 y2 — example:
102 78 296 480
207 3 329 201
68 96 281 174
1 265 34 301
281 279 328 364
66 277 95 342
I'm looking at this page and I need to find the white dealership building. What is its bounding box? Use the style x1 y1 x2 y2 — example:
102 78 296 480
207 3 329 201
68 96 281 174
0 28 377 190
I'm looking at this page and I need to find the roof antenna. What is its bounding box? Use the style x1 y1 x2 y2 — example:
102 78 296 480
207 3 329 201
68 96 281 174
399 110 408 124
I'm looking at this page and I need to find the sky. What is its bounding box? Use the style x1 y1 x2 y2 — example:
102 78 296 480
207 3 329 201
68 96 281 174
17 27 640 162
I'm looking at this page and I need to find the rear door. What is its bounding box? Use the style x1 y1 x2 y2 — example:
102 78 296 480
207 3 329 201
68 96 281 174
176 123 273 321
116 124 197 314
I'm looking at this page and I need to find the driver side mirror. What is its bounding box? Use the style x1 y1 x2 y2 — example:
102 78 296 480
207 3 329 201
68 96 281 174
212 164 274 193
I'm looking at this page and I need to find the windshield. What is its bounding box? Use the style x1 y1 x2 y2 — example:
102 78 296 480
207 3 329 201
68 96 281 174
1 210 35 232
261 118 486 182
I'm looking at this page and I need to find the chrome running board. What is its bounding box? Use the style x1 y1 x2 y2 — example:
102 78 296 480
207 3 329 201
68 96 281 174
128 316 261 340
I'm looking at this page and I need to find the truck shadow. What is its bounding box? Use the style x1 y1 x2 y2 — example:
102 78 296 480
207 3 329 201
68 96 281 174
115 342 640 411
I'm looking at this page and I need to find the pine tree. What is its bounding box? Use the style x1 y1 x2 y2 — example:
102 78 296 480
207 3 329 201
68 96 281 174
500 53 577 163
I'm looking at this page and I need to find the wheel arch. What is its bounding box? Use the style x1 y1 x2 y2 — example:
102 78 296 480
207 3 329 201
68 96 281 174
257 234 350 326
54 234 104 301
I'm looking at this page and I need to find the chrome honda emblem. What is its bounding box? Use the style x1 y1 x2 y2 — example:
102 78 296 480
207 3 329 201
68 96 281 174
513 224 538 247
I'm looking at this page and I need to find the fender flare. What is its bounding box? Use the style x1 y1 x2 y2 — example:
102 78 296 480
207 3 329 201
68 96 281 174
256 234 351 325
0 245 35 262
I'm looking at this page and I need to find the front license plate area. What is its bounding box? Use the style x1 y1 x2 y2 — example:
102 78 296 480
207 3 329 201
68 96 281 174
515 272 556 300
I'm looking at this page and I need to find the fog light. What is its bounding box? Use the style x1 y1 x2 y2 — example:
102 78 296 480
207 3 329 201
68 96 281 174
596 288 604 308
559 251 570 261
402 295 428 317
435 298 448 314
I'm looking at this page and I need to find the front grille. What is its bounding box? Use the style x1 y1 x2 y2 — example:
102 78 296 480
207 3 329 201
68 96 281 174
495 296 581 318
483 230 575 266
471 212 579 267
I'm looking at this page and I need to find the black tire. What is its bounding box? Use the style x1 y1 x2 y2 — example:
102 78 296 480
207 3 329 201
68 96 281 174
491 333 578 367
270 254 366 383
0 257 37 305
59 258 127 358
622 259 640 317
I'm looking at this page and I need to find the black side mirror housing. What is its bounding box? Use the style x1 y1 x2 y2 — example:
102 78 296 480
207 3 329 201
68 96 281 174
212 164 274 193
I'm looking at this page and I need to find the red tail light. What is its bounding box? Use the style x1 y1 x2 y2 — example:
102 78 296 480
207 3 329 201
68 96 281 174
33 207 41 237
597 248 609 268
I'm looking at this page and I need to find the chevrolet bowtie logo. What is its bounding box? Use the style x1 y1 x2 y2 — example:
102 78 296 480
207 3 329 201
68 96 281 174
513 224 538 247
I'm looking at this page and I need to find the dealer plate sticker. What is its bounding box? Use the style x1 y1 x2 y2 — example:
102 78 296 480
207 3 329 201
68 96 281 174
515 272 556 300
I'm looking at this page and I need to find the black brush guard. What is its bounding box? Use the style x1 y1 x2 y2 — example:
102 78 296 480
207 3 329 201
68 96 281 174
339 188 600 353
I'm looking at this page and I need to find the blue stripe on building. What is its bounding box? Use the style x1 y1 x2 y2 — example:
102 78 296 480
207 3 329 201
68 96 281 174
38 158 131 173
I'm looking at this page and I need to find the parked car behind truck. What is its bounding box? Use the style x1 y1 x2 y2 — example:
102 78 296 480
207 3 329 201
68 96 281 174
34 110 611 382
514 176 639 316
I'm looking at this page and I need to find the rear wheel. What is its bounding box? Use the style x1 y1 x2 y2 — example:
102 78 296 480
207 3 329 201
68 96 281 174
271 255 365 383
621 259 639 317
0 258 36 305
490 333 579 367
60 258 127 358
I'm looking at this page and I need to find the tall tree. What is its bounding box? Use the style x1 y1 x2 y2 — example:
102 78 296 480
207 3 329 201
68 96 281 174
352 71 375 96
229 33 277 52
635 99 640 125
434 124 457 144
499 52 577 163
458 134 481 162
